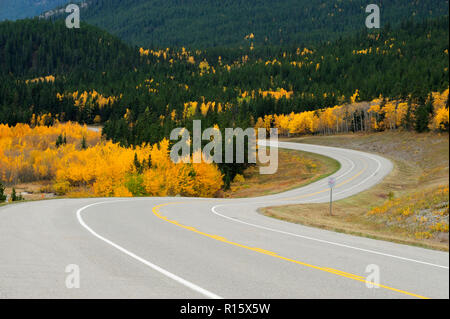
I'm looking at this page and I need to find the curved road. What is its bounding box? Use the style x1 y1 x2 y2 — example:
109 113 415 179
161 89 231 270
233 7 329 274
0 141 448 299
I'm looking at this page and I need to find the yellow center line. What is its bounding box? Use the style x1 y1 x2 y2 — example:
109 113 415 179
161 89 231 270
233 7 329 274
152 203 429 299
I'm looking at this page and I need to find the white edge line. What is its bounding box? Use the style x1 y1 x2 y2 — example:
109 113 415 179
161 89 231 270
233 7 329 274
211 149 448 270
211 205 449 269
76 200 223 299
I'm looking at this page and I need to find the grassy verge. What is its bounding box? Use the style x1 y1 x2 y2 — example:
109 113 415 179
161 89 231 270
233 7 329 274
224 149 340 198
2 148 339 202
261 131 449 251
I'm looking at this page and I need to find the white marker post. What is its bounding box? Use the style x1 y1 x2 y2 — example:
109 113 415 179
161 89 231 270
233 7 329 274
328 177 336 216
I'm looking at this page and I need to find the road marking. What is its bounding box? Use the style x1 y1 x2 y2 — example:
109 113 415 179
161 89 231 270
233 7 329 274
256 142 356 200
73 143 445 300
153 203 429 299
280 148 374 201
280 159 365 201
211 205 449 269
76 200 223 299
211 152 448 270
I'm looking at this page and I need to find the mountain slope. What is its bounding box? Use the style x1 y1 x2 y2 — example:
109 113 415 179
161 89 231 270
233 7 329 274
0 19 139 77
0 0 68 21
0 17 448 128
77 0 448 48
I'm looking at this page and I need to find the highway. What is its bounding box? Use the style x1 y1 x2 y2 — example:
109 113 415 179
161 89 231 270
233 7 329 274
0 141 448 299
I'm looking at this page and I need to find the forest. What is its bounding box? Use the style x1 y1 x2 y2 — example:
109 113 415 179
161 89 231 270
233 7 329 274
0 14 449 190
0 122 223 197
0 0 67 21
70 0 448 48
1 17 448 127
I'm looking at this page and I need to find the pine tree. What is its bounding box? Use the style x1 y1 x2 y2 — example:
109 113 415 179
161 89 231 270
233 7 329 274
415 103 430 133
133 153 142 174
80 136 87 150
11 188 23 201
56 134 63 148
402 100 414 130
0 182 6 202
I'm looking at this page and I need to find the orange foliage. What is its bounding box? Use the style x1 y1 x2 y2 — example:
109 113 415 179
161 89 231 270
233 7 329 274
57 90 119 109
0 123 223 198
257 89 449 135
25 75 55 84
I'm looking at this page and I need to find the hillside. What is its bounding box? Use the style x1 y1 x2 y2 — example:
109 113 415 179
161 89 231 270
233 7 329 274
52 0 449 48
0 17 448 185
0 19 141 124
0 19 139 77
1 17 447 126
0 0 68 21
263 132 449 250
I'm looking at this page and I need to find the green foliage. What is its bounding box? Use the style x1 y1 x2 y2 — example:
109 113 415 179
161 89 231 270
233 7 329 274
0 15 448 184
1 17 448 128
77 0 448 48
0 182 6 202
0 19 141 125
0 19 139 77
0 0 67 21
124 173 147 196
133 153 143 174
80 136 87 150
414 96 434 133
11 188 23 201
55 133 67 148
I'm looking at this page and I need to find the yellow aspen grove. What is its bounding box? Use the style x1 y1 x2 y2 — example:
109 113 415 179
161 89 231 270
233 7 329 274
429 89 450 131
259 88 293 100
25 75 55 84
58 90 119 109
0 123 223 198
430 106 449 131
255 88 449 136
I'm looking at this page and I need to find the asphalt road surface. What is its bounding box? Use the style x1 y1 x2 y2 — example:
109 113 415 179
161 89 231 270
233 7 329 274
0 141 448 299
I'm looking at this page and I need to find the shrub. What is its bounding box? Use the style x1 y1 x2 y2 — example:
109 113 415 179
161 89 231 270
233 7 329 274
53 181 70 195
124 174 147 196
0 182 6 202
11 188 23 201
233 174 245 183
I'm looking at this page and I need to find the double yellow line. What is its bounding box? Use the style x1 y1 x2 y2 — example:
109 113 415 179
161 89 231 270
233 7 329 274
151 157 428 299
152 202 429 299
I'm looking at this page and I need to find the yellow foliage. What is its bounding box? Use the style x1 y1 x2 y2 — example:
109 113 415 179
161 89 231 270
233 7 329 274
430 106 449 131
257 88 449 135
58 90 119 109
233 174 245 183
0 123 224 198
259 88 293 100
26 75 55 84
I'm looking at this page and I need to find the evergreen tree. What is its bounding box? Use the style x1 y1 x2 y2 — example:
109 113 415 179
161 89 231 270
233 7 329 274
80 136 87 150
11 188 23 201
0 182 6 202
415 102 430 133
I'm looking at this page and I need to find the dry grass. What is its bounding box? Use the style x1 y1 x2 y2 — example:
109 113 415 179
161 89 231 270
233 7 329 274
224 149 340 198
262 131 449 251
1 148 339 203
2 182 57 201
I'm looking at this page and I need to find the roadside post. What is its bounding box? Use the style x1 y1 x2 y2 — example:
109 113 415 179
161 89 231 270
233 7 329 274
328 177 336 216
